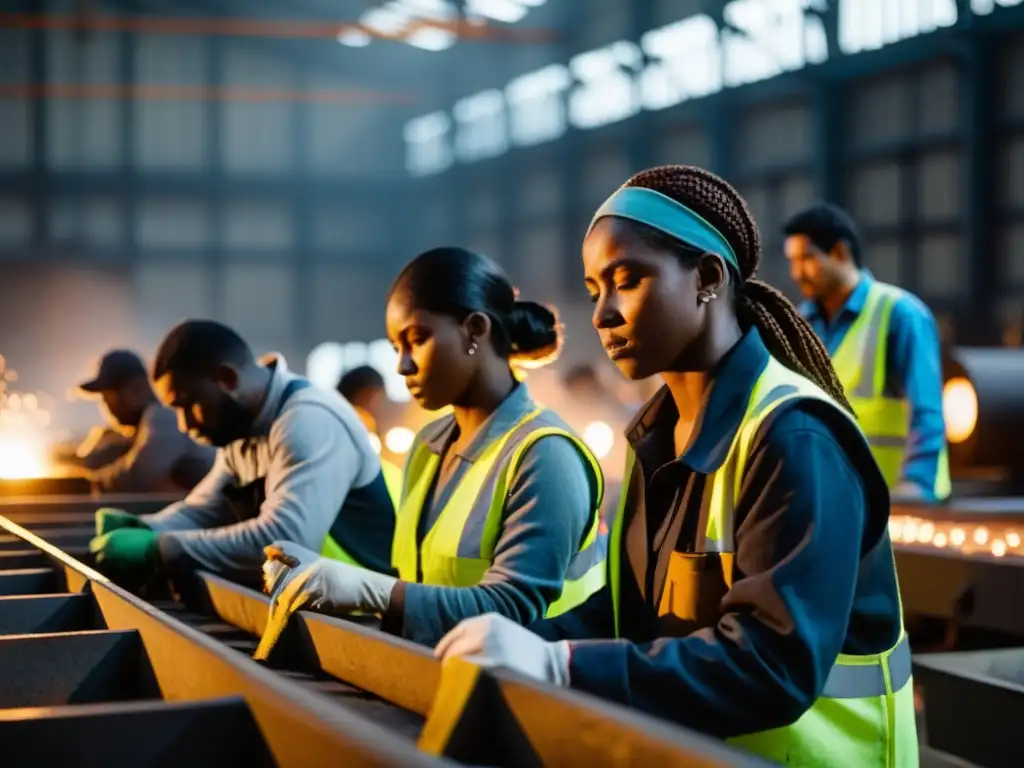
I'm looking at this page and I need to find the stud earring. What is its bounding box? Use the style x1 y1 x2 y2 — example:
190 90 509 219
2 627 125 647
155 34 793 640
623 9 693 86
467 341 478 356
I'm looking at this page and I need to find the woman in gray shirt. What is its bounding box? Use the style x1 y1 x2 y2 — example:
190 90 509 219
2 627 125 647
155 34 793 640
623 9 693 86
257 247 606 653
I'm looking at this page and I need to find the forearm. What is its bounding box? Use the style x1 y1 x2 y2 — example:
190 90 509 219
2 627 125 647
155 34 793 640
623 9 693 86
144 499 230 533
528 586 615 642
566 415 871 737
90 451 170 494
900 406 947 499
567 621 822 737
389 578 550 647
889 300 948 499
158 512 312 574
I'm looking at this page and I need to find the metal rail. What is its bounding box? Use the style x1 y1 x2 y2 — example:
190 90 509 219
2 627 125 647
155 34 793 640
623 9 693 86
0 513 447 768
0 498 770 767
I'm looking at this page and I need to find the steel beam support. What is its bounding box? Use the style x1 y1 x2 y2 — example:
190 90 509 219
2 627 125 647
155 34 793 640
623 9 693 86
963 29 998 344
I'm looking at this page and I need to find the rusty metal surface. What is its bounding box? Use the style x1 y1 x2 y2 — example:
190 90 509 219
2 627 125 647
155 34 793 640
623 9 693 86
0 513 449 768
420 658 773 768
0 497 776 767
0 593 97 635
0 697 277 768
195 572 440 716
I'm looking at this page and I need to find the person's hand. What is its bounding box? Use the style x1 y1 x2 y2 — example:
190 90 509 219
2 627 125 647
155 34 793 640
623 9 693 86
254 541 397 661
89 528 159 572
95 507 148 537
434 613 571 687
261 541 323 596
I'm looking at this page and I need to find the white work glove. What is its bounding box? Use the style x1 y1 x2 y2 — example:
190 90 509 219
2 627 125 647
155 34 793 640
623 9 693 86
254 540 397 661
261 541 322 595
434 613 571 688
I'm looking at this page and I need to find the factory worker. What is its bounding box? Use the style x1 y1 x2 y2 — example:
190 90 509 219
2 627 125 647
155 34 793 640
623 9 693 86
255 247 605 656
436 167 916 767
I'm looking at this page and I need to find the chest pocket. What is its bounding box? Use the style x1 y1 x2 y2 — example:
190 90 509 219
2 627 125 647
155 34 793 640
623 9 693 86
656 551 734 636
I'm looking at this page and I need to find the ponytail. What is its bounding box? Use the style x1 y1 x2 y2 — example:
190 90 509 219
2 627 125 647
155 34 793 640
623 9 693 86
737 280 854 413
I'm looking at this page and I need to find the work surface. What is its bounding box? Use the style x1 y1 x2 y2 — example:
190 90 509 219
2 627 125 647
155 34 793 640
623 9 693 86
0 495 770 768
0 490 1011 767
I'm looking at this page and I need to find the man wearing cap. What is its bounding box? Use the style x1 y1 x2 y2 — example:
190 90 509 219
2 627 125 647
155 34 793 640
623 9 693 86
77 349 215 494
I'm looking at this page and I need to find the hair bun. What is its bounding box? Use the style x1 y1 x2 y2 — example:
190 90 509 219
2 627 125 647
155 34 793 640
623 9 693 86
505 300 562 367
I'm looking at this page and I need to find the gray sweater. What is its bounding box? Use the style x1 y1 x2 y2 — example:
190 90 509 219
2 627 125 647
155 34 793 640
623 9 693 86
146 355 392 576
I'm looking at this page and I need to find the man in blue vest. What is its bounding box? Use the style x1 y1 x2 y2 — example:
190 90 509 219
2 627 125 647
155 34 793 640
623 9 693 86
783 203 950 502
88 320 396 587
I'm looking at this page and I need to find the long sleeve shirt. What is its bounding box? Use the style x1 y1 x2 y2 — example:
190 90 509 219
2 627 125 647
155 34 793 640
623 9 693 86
530 328 902 738
90 403 215 495
801 271 947 500
382 384 598 647
145 355 394 577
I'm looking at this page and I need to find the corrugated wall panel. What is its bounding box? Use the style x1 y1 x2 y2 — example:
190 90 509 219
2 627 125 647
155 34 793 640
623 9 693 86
220 46 294 175
133 37 207 171
0 30 32 169
223 264 295 350
46 31 121 169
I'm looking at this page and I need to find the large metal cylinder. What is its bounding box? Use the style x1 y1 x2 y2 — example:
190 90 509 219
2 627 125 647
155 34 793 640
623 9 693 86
943 347 1024 477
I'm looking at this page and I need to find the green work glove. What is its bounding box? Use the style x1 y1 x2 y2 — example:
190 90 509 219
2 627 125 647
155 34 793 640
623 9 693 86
95 507 149 537
89 528 160 573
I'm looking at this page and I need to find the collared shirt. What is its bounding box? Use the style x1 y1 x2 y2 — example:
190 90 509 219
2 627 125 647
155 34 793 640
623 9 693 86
801 271 946 499
146 355 392 576
530 329 902 739
90 402 215 494
381 384 597 647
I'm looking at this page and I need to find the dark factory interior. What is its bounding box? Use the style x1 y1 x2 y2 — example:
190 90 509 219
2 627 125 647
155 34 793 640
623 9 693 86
2 1 1024 767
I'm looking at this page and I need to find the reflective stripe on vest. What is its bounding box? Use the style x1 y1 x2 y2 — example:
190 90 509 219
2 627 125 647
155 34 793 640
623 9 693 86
392 408 606 618
831 281 951 500
381 459 403 505
608 357 917 767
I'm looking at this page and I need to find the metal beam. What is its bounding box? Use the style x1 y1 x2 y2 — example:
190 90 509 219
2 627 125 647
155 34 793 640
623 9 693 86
0 171 408 197
0 513 450 768
3 496 778 767
963 29 998 344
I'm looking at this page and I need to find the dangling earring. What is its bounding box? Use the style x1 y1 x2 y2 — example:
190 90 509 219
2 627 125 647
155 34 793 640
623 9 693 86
699 290 717 305
467 340 478 356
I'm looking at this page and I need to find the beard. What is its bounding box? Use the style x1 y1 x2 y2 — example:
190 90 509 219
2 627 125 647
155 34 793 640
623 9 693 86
194 395 255 447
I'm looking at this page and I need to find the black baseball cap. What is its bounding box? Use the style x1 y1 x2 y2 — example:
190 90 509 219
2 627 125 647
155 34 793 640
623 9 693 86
77 350 148 393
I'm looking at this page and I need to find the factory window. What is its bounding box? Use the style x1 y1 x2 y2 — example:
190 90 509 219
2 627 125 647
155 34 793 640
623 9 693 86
917 234 963 298
639 15 722 111
454 89 508 162
863 240 906 287
657 125 711 169
506 65 572 147
722 0 828 88
0 197 31 248
917 151 961 222
568 41 642 130
404 111 453 176
849 163 904 225
838 0 957 56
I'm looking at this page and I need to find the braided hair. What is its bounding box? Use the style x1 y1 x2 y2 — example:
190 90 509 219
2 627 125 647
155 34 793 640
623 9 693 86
620 165 854 413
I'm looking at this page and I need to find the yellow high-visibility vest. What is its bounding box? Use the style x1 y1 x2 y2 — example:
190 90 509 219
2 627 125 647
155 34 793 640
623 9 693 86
608 356 917 767
392 408 606 617
831 280 951 500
